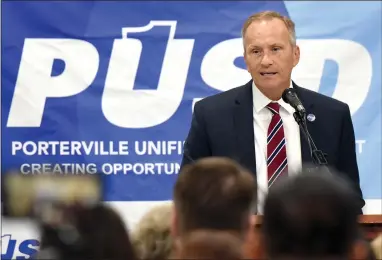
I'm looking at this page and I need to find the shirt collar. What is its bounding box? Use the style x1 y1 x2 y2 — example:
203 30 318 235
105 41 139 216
252 81 295 114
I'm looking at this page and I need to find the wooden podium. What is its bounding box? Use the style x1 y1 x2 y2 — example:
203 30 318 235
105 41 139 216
358 215 382 240
245 215 382 259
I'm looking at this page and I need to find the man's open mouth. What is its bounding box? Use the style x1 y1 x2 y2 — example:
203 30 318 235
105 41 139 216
260 72 277 76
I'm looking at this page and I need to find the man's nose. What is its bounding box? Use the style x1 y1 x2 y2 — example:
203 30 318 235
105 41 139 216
260 53 273 66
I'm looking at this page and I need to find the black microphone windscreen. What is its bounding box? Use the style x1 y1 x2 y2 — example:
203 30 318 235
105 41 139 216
282 88 296 104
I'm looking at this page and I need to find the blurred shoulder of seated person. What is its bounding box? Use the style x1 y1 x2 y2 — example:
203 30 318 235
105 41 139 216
172 229 245 259
37 203 137 260
172 157 256 242
262 167 369 260
131 202 173 260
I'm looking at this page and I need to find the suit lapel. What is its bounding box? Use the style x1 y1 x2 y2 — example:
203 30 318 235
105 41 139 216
233 80 257 174
292 81 315 164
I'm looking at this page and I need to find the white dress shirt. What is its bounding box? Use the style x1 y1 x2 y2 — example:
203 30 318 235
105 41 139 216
252 82 302 214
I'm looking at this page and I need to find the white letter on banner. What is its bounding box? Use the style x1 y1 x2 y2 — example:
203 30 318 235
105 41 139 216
292 39 372 115
7 39 99 127
1 235 12 255
103 21 194 128
12 141 22 155
201 38 250 92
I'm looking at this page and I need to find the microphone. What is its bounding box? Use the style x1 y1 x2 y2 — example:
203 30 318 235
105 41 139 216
282 88 306 116
282 88 329 169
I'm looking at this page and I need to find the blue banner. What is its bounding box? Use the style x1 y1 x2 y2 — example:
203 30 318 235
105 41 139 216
2 1 381 204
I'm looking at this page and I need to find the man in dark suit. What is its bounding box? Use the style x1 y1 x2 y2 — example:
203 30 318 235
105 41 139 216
181 10 364 214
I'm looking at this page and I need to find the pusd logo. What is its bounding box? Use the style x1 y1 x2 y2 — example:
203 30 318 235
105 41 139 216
1 234 40 259
7 21 372 129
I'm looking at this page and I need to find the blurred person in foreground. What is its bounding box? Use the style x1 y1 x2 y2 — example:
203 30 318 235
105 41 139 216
131 202 173 260
172 229 245 259
181 10 364 214
172 157 256 247
262 167 371 260
36 203 137 260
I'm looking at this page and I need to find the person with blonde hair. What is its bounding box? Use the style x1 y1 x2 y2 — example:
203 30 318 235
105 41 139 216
131 202 173 260
371 234 382 259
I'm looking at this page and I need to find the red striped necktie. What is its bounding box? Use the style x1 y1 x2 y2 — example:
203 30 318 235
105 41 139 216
266 102 288 188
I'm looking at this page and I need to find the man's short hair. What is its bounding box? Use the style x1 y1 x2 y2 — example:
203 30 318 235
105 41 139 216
173 157 256 236
174 229 245 259
242 10 296 46
262 167 360 259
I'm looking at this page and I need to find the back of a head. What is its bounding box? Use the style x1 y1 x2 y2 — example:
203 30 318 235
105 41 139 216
39 203 137 260
132 203 173 260
174 229 245 259
262 167 359 259
173 157 256 236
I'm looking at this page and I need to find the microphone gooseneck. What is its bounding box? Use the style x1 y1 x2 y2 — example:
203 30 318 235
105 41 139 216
282 88 329 172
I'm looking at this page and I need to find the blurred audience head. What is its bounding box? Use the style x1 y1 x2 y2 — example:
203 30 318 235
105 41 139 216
173 157 256 238
131 202 173 260
173 229 245 259
37 203 137 260
262 167 360 260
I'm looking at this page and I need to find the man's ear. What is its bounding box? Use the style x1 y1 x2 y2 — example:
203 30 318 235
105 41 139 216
293 45 300 67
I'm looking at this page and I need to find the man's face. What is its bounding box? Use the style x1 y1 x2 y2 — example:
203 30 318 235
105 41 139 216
243 18 300 93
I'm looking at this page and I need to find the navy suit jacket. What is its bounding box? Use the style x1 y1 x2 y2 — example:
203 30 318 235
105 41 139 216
181 80 365 213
